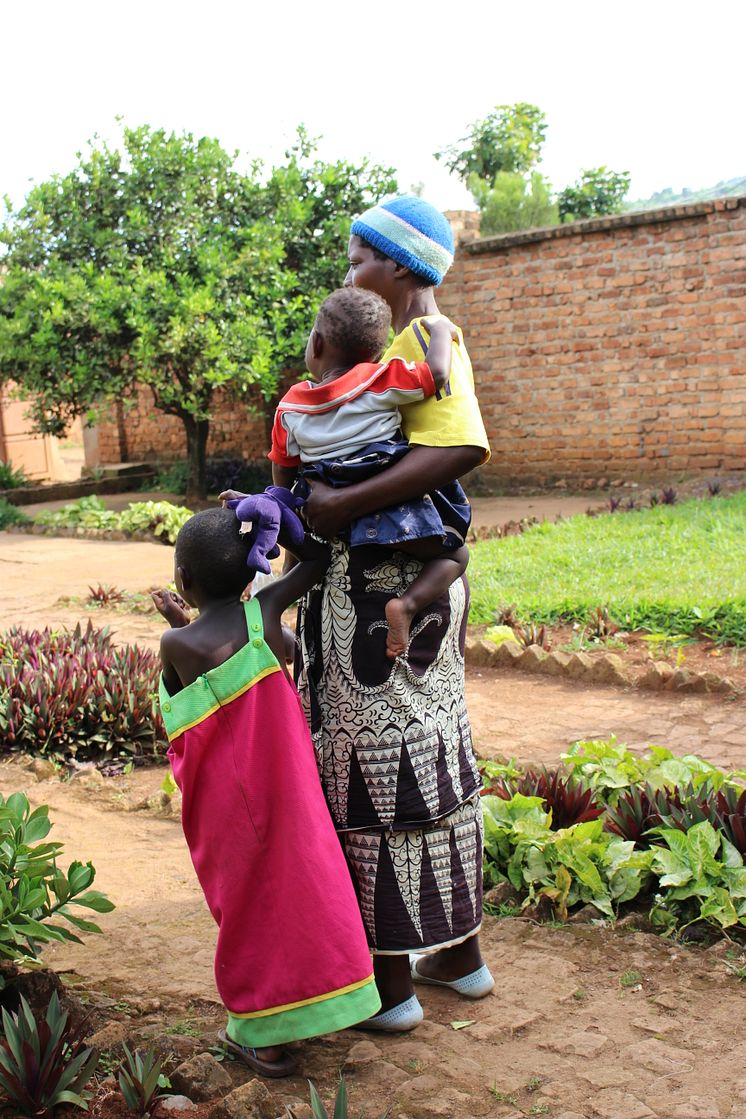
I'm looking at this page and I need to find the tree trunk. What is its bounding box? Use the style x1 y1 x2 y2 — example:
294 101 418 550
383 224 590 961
182 416 210 502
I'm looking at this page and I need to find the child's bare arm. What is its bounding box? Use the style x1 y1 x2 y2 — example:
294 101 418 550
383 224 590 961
159 629 185 695
422 317 459 391
257 535 329 669
272 463 298 489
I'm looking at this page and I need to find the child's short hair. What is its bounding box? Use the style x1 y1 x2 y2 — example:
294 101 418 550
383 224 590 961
175 508 253 597
316 288 391 364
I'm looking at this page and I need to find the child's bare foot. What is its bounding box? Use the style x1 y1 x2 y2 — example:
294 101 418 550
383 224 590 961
385 597 417 658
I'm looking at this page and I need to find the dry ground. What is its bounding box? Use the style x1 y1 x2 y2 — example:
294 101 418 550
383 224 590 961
1 526 746 1118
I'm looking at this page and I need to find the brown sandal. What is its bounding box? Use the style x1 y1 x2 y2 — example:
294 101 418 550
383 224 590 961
217 1029 296 1078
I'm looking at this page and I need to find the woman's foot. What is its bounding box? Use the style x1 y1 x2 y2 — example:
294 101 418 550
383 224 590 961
385 597 417 658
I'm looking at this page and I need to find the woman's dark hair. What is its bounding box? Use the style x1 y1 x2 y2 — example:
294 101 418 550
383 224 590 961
175 508 253 597
316 287 391 363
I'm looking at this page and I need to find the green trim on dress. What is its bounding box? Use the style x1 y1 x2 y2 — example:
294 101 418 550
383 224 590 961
158 598 281 740
226 975 381 1047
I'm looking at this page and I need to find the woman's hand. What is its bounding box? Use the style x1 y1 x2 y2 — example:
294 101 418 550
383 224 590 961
302 479 353 538
151 589 192 628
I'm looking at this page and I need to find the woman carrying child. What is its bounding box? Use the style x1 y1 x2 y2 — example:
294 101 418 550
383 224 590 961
293 196 494 1029
152 496 380 1076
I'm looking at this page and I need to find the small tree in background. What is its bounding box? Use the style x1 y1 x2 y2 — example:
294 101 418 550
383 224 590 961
558 167 631 222
436 102 547 182
436 104 629 235
0 125 396 498
471 170 558 235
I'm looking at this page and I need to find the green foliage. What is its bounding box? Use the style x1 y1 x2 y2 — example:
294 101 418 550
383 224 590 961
36 496 192 544
468 493 746 644
470 170 558 235
0 460 29 489
480 741 746 936
0 792 114 970
118 1045 166 1117
0 123 396 497
0 497 30 529
302 1075 388 1119
0 991 98 1118
558 166 631 222
649 821 746 934
435 103 547 183
0 623 166 759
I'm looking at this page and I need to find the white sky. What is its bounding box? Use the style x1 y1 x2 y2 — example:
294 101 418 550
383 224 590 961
2 0 745 214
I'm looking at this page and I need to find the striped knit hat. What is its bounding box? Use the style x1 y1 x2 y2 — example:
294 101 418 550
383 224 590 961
351 195 455 287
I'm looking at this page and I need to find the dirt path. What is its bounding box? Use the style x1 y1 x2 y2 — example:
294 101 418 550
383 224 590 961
2 532 746 1117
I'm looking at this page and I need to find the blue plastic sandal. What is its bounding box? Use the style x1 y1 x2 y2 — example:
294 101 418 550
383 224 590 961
353 994 424 1032
411 960 495 998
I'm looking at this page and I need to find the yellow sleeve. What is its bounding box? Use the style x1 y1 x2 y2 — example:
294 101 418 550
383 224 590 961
383 319 491 462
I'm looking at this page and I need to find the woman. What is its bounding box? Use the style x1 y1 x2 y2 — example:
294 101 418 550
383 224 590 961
299 196 494 1030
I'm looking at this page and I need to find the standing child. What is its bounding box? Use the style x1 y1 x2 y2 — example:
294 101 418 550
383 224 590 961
269 286 471 658
152 498 380 1077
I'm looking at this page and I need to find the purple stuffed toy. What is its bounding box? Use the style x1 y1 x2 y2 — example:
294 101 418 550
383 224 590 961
226 487 305 574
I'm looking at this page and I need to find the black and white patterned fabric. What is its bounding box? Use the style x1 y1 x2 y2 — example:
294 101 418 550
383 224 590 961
296 541 483 954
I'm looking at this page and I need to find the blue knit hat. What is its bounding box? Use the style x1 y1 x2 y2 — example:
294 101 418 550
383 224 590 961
351 195 455 287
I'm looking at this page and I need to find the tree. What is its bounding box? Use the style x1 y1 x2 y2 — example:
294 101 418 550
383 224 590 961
470 171 558 235
0 125 396 498
557 167 631 222
435 103 547 183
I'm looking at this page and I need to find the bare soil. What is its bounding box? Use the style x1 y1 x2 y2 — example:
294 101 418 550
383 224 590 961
2 529 746 1118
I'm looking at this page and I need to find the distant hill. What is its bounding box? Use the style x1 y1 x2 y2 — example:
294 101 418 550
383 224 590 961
626 176 746 211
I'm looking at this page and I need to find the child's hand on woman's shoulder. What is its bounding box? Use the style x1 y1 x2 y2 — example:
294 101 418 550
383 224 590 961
422 316 459 343
151 589 192 628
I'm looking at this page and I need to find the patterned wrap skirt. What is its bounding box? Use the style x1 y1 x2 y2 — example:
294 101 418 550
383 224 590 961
296 540 484 955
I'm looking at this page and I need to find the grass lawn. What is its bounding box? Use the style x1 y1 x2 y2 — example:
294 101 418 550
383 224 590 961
468 491 746 644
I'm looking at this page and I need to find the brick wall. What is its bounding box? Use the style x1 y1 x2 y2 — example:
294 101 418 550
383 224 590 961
438 197 746 487
91 385 269 467
93 197 746 487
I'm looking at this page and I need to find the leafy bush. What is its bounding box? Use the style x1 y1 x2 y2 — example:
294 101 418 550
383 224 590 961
480 739 746 936
0 460 29 489
0 991 98 1118
468 493 746 645
35 497 192 544
0 497 30 529
0 623 166 760
0 791 114 971
484 766 604 830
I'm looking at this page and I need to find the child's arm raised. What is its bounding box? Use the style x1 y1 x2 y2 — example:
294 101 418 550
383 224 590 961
256 532 330 672
422 316 459 391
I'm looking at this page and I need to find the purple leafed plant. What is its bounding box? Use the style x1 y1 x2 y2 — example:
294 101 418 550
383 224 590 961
0 622 166 760
488 767 604 829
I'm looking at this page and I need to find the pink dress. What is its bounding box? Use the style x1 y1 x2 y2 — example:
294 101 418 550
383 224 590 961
158 597 380 1047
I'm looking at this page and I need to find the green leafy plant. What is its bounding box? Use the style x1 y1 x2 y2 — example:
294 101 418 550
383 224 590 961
0 792 114 971
0 622 166 759
36 497 192 546
648 820 746 934
301 1075 389 1119
0 497 30 529
0 991 98 1117
118 1045 166 1117
0 460 29 489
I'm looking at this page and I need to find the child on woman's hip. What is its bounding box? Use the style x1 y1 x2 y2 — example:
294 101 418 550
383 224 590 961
269 286 470 658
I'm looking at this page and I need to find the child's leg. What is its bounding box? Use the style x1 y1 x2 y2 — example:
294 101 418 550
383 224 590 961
385 545 469 658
